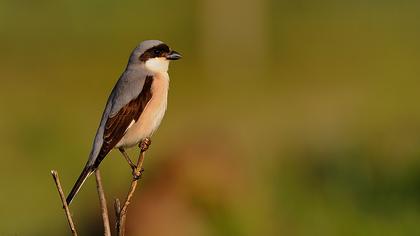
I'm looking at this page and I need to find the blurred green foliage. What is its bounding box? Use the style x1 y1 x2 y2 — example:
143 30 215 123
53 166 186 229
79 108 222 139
1 0 420 235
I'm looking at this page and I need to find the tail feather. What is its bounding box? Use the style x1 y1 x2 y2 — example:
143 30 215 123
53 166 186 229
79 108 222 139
66 166 94 205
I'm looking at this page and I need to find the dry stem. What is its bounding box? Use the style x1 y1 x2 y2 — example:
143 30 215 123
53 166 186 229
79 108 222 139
95 169 112 236
51 170 78 236
116 143 147 236
52 139 150 236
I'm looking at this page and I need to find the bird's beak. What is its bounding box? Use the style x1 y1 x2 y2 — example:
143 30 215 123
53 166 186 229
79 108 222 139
166 50 182 60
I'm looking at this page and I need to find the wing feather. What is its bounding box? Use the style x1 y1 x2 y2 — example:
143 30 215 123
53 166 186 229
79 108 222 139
93 75 153 167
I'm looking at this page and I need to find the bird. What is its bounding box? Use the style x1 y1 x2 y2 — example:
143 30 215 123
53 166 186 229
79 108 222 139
66 40 181 205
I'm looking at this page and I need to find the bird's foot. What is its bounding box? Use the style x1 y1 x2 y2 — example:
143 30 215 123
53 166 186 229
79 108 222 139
129 163 137 172
119 148 137 170
132 167 145 180
139 138 152 152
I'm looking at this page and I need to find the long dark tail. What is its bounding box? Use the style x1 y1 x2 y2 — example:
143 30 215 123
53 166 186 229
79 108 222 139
66 165 94 205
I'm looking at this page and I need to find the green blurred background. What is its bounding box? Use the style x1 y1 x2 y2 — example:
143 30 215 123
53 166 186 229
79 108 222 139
1 0 420 235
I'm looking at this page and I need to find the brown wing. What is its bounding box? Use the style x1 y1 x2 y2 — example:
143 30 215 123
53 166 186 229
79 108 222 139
94 76 153 167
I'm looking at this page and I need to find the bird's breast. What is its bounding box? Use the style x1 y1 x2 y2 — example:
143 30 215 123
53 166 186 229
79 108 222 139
117 72 169 148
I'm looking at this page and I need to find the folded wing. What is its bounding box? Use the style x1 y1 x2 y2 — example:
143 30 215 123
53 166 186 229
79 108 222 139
94 75 153 167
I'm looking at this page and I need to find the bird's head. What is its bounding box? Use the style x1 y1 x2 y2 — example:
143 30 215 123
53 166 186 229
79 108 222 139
128 40 181 73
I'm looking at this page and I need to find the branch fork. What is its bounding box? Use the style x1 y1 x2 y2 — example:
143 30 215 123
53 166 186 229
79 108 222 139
51 138 151 236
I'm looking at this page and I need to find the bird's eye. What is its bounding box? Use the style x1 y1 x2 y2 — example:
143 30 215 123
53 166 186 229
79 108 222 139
153 49 161 55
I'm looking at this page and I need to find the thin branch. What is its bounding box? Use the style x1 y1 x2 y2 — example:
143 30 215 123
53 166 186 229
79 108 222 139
95 169 112 236
51 170 78 236
114 198 121 235
114 198 121 218
116 140 149 236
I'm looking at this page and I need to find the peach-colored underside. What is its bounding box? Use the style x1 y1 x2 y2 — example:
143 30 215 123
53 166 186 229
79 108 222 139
116 72 169 148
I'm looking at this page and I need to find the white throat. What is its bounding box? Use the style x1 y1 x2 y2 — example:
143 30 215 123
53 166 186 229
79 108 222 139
145 57 169 73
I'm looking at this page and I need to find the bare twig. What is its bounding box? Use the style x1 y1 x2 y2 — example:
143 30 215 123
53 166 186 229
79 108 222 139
52 139 151 235
114 198 121 235
114 198 121 219
116 139 149 236
51 170 78 236
95 169 112 236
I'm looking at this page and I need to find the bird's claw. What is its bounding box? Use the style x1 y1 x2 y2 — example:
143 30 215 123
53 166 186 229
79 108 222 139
139 138 152 152
132 168 145 180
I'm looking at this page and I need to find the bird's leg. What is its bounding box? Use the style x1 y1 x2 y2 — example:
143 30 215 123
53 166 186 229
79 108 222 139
130 138 152 180
120 148 145 178
118 148 136 171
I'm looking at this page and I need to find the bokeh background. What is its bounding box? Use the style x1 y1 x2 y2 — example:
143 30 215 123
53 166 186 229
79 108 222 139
1 0 420 235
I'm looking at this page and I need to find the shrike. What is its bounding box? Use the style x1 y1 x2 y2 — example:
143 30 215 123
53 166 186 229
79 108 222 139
66 40 181 205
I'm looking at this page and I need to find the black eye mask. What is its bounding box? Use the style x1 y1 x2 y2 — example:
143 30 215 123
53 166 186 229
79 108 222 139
139 44 170 61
